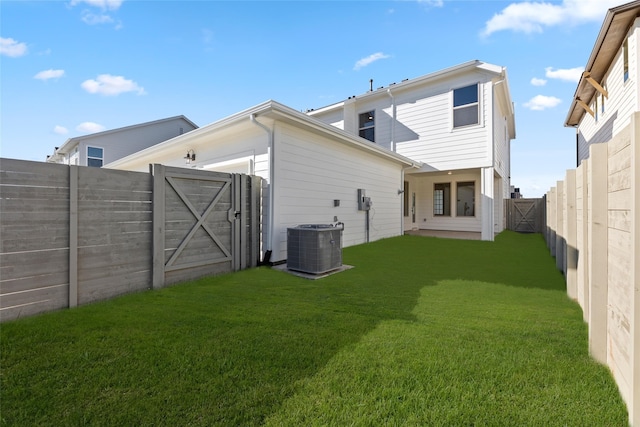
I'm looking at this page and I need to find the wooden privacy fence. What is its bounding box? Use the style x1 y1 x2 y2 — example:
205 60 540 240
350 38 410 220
544 112 640 427
504 198 545 233
0 159 261 322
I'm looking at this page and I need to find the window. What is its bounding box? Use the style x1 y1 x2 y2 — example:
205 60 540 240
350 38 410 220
624 38 629 82
433 183 451 216
602 85 606 114
456 181 475 217
87 146 103 167
359 111 375 142
453 84 479 128
594 96 598 122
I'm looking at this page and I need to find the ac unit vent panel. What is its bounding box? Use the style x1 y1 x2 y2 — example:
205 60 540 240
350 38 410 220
287 225 342 274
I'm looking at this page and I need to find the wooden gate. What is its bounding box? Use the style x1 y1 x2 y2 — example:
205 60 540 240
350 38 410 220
152 165 260 288
505 198 545 233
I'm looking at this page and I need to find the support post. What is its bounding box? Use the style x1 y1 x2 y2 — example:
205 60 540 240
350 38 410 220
631 112 640 427
69 165 78 308
555 181 564 273
152 164 166 289
565 169 577 300
588 143 608 365
481 167 495 241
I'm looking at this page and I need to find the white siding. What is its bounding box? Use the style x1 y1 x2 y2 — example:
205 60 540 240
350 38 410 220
493 102 510 181
311 108 344 131
578 19 640 164
271 122 404 262
310 70 496 173
395 79 491 171
108 126 269 174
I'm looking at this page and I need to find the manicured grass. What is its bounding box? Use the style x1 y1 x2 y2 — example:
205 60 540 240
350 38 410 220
1 232 628 425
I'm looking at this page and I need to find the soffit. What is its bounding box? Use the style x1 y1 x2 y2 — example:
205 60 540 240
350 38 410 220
566 3 640 126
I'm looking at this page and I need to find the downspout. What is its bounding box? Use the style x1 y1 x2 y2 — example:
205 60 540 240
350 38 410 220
387 88 396 151
250 114 275 263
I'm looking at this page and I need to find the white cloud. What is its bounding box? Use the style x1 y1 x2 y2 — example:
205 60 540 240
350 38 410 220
545 66 584 83
53 125 69 135
354 52 391 71
34 69 65 80
530 77 547 86
70 0 123 10
417 0 444 7
524 95 562 111
76 122 105 133
81 11 114 25
81 74 146 96
0 37 28 57
481 0 621 37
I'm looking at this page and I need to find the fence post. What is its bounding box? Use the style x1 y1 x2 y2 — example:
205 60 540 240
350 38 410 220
152 164 166 289
631 112 640 427
579 160 590 322
565 170 577 300
549 187 557 256
588 143 608 365
69 165 79 308
556 181 564 273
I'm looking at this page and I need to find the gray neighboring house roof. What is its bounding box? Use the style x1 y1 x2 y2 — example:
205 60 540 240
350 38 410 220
46 115 198 164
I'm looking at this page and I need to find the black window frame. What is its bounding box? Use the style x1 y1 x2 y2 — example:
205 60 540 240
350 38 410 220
453 83 480 129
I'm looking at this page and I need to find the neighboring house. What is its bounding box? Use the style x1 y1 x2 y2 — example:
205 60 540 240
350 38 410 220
307 60 515 240
106 101 420 264
46 115 198 167
565 0 640 165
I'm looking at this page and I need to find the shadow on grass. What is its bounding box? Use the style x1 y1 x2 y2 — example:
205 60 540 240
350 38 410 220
264 280 627 426
0 232 589 426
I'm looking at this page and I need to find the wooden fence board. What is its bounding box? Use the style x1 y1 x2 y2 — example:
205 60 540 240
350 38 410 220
1 272 69 295
79 271 151 305
0 249 69 282
0 159 69 186
0 284 68 311
0 290 68 321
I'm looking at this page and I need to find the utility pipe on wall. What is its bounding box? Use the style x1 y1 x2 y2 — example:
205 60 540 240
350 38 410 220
250 114 275 263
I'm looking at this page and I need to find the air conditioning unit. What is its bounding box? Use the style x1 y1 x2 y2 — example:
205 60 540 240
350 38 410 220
287 224 342 274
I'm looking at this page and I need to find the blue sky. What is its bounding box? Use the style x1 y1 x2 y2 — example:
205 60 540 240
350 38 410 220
0 0 624 197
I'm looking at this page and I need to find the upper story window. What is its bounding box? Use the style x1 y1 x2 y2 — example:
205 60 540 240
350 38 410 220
453 84 479 128
359 111 375 142
87 146 104 167
624 38 629 82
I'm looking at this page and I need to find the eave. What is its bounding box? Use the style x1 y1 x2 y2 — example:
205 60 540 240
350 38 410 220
565 1 640 127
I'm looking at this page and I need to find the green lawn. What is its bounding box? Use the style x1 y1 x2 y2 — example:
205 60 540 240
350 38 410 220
0 231 628 426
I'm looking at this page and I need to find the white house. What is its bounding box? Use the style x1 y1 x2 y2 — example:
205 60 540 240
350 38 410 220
565 0 640 164
308 60 515 240
46 115 198 167
106 101 420 264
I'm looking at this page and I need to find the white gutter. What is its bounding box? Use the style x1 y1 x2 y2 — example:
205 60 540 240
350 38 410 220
250 114 275 262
